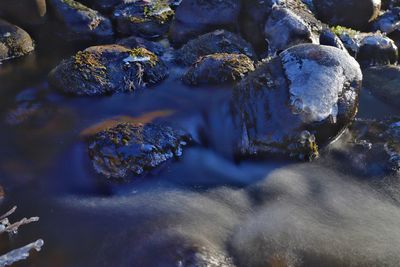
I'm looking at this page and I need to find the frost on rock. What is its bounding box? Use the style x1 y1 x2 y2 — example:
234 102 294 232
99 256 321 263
0 239 44 266
280 45 362 123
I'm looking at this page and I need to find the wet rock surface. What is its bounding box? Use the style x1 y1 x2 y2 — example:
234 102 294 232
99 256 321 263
48 45 168 96
117 36 166 56
0 19 34 62
88 122 191 179
112 1 174 39
169 0 241 47
363 65 400 107
48 0 114 42
231 44 362 159
174 30 256 66
183 53 255 86
313 0 381 30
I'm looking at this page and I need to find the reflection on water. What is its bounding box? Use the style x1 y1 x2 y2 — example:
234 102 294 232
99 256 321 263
0 32 400 267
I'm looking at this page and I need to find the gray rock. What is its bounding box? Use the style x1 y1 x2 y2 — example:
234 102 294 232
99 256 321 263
49 45 168 96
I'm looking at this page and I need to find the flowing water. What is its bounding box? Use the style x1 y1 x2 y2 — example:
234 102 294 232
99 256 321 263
1 30 400 267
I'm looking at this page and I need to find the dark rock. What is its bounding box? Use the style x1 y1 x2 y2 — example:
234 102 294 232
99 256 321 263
0 19 34 62
117 36 166 56
358 34 398 66
49 45 168 96
330 118 400 176
88 122 191 179
0 0 46 25
183 53 255 86
382 0 400 9
169 0 241 47
231 44 362 160
363 65 400 107
174 30 256 66
373 7 400 34
48 0 114 42
78 0 122 13
313 0 381 30
319 28 348 52
112 1 174 39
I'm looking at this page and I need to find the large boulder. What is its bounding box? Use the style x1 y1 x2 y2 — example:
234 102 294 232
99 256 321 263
48 0 114 42
169 0 241 47
231 44 362 160
49 45 168 96
313 0 381 30
88 122 191 179
0 19 34 62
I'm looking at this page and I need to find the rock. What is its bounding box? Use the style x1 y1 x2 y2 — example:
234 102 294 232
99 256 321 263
169 0 241 47
231 44 362 160
117 36 166 56
382 0 400 9
87 122 191 179
372 7 400 48
183 53 255 86
264 4 321 54
313 0 381 30
357 34 398 66
112 1 174 39
174 30 256 66
0 0 46 25
78 0 122 13
48 0 114 42
49 45 168 96
0 185 4 200
0 19 34 62
330 118 400 176
363 65 400 107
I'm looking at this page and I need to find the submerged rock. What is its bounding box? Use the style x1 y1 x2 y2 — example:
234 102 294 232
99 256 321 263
313 0 381 30
0 0 46 25
88 122 191 179
112 1 174 39
0 19 34 62
48 0 114 42
330 118 400 176
49 45 168 96
231 44 362 160
169 0 241 47
174 30 256 66
363 65 400 107
183 53 255 86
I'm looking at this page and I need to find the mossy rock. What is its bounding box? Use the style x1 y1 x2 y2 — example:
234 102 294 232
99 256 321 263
49 45 168 96
0 19 34 62
183 53 255 86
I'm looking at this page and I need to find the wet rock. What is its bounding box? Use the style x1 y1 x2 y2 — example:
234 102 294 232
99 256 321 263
363 65 400 107
330 118 400 176
169 0 241 47
231 44 362 160
0 0 46 25
78 0 122 13
183 53 255 86
372 7 400 47
117 36 166 56
88 122 191 179
382 0 400 10
358 34 398 66
313 0 381 30
112 1 174 39
48 0 114 42
0 19 34 62
49 45 168 96
174 30 256 66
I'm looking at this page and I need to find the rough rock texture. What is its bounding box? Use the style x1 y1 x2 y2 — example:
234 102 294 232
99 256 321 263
174 30 256 66
313 0 381 30
169 0 241 47
88 122 191 179
117 36 166 56
49 45 168 96
0 19 34 62
112 1 174 39
363 65 400 107
0 0 46 25
231 44 362 160
358 34 398 66
183 53 255 86
330 118 400 176
48 0 114 42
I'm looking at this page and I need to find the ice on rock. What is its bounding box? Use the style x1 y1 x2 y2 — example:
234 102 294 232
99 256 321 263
0 239 44 266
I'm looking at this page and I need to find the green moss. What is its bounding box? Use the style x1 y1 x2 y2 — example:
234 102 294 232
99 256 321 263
74 50 108 85
128 47 158 67
62 0 92 12
331 25 358 37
